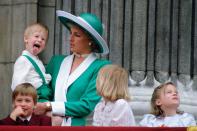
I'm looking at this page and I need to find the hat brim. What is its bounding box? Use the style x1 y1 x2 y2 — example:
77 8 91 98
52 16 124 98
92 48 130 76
56 10 109 55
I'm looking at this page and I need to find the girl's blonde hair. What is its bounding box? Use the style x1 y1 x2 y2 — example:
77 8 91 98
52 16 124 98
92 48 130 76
96 65 130 102
12 83 37 104
24 22 49 41
150 82 182 117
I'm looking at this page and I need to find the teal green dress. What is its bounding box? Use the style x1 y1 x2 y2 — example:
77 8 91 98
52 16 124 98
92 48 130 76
45 53 110 126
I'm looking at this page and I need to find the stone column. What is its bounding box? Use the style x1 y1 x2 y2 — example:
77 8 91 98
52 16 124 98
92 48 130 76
0 0 37 119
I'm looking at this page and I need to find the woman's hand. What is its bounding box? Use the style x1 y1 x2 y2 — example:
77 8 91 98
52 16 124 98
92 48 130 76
34 102 47 115
52 115 63 126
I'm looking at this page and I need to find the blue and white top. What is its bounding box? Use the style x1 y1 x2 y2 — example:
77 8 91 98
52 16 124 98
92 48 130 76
139 113 196 127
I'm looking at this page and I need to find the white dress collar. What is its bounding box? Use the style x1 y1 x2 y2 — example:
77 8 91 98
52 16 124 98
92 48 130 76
55 53 97 102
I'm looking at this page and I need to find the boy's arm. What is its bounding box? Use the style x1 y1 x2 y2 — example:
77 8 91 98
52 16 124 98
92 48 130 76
11 57 32 91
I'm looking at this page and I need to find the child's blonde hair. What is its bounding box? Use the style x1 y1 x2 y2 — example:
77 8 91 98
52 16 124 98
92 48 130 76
24 22 49 41
150 82 182 117
12 83 37 104
96 64 130 102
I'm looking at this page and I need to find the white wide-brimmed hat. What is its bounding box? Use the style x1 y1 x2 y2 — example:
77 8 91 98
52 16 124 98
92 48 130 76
56 10 109 55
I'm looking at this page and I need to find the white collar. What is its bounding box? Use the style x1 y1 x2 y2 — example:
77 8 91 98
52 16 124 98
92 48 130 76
19 115 32 121
22 50 39 60
55 53 97 102
73 52 91 58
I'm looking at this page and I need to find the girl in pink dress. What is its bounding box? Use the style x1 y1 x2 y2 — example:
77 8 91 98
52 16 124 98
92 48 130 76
93 65 136 126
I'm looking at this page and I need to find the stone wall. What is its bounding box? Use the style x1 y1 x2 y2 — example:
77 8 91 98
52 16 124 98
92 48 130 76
0 0 37 119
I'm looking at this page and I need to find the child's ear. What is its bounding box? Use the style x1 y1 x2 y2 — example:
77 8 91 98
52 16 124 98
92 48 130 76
12 103 16 109
24 36 28 43
156 99 161 106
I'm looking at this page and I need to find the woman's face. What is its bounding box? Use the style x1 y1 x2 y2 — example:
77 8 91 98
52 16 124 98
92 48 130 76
69 26 92 54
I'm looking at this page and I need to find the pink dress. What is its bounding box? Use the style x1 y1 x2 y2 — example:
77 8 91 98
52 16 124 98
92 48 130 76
93 99 136 126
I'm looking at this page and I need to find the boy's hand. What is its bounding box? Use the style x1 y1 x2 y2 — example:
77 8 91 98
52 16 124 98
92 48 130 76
10 106 25 121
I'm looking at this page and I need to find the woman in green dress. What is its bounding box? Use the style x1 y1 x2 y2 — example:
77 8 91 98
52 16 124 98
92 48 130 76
34 10 110 126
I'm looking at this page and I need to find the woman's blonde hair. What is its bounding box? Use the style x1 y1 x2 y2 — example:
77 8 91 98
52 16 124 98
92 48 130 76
12 83 37 104
96 64 130 102
150 82 182 117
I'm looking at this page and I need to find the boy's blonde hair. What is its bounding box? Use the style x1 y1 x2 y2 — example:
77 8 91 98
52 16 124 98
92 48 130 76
24 23 49 41
96 64 130 102
150 82 182 117
12 83 37 104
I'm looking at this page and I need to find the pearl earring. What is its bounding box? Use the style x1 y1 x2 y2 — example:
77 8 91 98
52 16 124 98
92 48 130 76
89 42 92 46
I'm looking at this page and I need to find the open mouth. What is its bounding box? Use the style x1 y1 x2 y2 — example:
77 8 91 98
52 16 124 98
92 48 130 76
33 43 40 48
